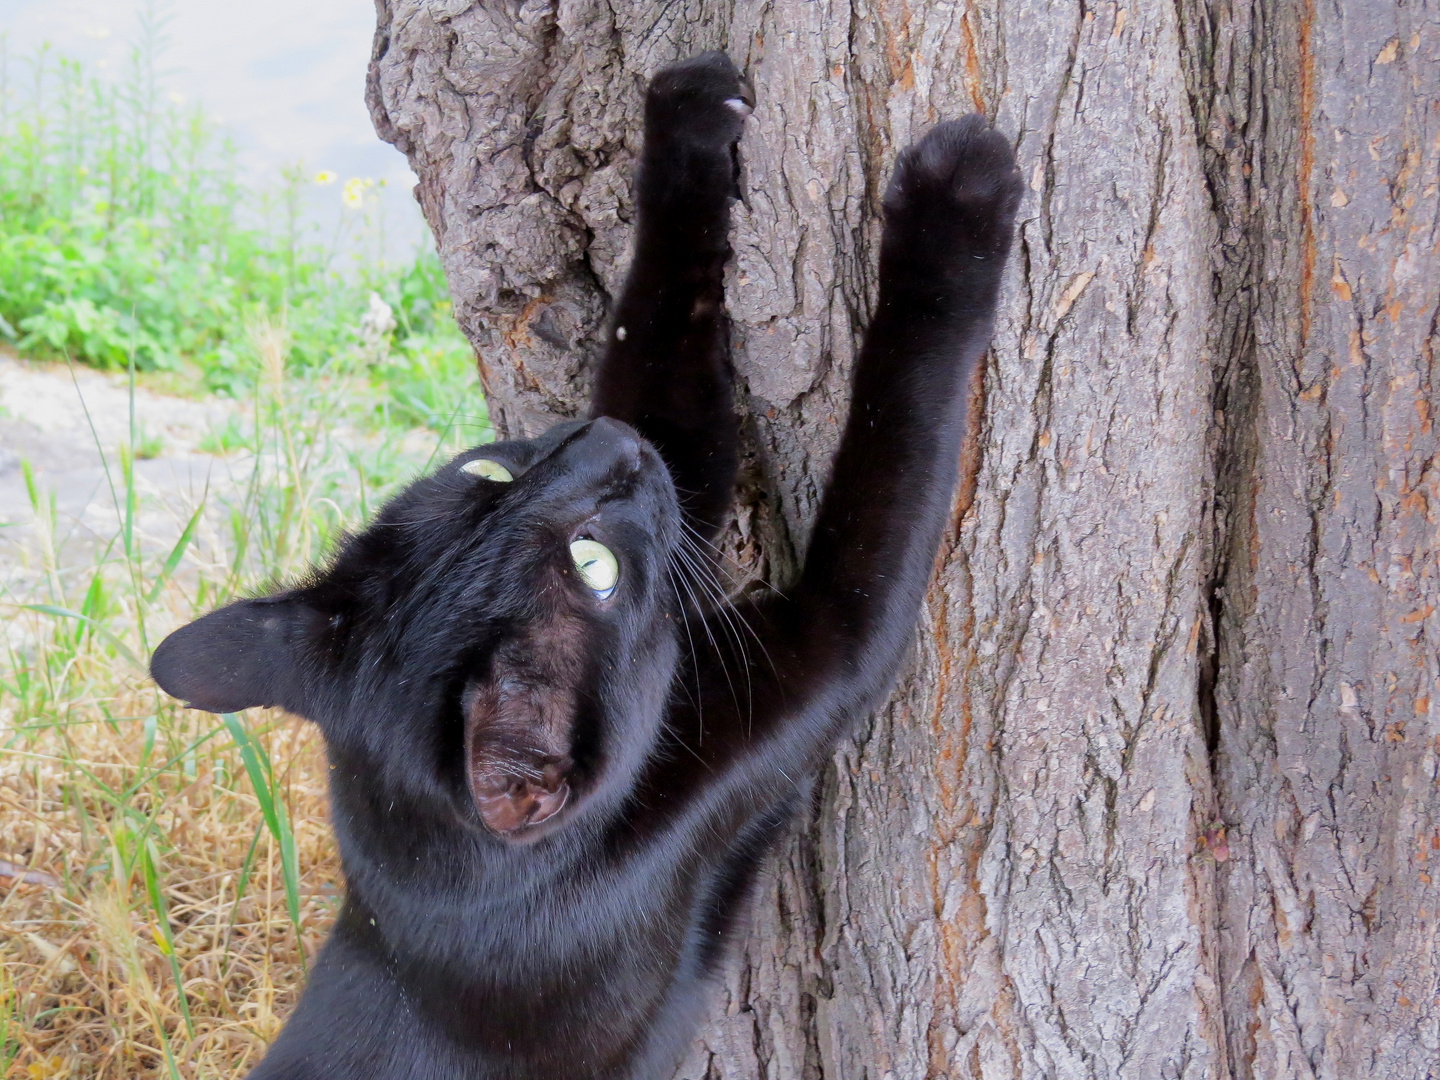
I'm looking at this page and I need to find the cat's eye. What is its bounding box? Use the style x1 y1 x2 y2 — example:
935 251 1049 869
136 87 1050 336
460 458 514 482
569 539 618 600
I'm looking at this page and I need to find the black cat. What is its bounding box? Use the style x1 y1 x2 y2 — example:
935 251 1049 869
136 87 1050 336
152 52 1021 1080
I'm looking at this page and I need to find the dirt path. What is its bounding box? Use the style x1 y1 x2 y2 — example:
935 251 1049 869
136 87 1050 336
0 349 249 588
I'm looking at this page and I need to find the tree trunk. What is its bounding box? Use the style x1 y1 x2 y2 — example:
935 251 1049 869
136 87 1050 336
365 1 1438 1076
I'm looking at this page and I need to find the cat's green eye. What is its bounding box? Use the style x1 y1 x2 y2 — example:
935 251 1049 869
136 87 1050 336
460 458 514 482
569 539 618 600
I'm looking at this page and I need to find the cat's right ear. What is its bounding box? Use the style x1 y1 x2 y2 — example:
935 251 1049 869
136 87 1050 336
151 595 323 715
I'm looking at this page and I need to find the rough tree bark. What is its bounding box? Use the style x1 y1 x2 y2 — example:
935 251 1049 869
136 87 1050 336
364 1 1438 1076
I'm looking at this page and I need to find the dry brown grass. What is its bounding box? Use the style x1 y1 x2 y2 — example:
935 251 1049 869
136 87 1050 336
1 680 340 1079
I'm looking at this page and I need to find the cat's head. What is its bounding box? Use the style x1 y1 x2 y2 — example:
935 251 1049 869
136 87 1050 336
151 417 682 844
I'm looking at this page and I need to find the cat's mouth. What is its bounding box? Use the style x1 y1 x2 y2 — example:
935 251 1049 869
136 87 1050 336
460 613 589 841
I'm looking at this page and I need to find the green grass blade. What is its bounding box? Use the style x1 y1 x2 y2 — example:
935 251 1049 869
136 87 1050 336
221 823 265 977
145 499 205 605
19 604 142 667
220 712 306 970
78 569 106 621
141 838 195 1038
156 1021 184 1080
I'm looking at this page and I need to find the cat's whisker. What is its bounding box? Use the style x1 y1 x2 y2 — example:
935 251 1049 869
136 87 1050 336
670 537 761 735
664 562 706 742
677 518 748 579
677 517 785 602
677 517 727 557
669 541 747 726
673 529 780 698
678 523 748 591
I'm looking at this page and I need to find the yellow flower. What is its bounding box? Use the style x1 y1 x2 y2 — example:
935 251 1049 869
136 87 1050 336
314 170 337 186
341 177 372 209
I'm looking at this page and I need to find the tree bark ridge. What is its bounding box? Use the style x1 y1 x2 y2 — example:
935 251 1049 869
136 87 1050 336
1194 0 1440 1074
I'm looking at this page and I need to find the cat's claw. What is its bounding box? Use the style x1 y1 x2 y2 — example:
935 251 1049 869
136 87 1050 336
725 73 756 117
646 52 753 149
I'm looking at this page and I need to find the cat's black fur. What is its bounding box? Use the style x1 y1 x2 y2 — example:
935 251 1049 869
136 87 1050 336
151 52 1021 1080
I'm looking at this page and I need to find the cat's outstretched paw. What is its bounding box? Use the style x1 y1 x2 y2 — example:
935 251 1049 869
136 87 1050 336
645 51 754 151
883 116 1023 261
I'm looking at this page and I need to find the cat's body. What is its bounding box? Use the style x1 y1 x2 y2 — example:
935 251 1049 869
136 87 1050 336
151 53 1021 1080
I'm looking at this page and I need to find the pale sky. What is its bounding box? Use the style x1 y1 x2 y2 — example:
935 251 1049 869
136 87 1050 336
0 0 427 252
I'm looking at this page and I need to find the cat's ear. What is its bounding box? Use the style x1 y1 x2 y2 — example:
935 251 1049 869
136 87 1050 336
151 595 323 715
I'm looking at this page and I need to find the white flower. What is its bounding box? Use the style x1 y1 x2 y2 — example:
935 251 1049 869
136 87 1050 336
359 293 397 362
314 170 338 186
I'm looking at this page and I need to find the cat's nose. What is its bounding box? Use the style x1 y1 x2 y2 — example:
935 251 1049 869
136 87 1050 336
580 417 644 475
530 416 652 497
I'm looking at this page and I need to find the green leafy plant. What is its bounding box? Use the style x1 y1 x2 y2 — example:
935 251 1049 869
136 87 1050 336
0 26 478 410
198 412 249 455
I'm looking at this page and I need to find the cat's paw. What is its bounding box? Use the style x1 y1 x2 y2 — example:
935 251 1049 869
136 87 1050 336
883 116 1023 260
645 52 754 151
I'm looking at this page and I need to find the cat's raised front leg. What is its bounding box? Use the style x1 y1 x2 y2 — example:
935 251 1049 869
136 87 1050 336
590 52 751 539
782 116 1023 717
654 117 1023 826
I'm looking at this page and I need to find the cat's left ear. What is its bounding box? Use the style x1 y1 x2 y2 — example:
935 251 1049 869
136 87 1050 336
151 595 324 715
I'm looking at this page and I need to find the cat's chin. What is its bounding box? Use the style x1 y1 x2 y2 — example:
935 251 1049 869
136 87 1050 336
444 754 589 849
466 793 574 845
